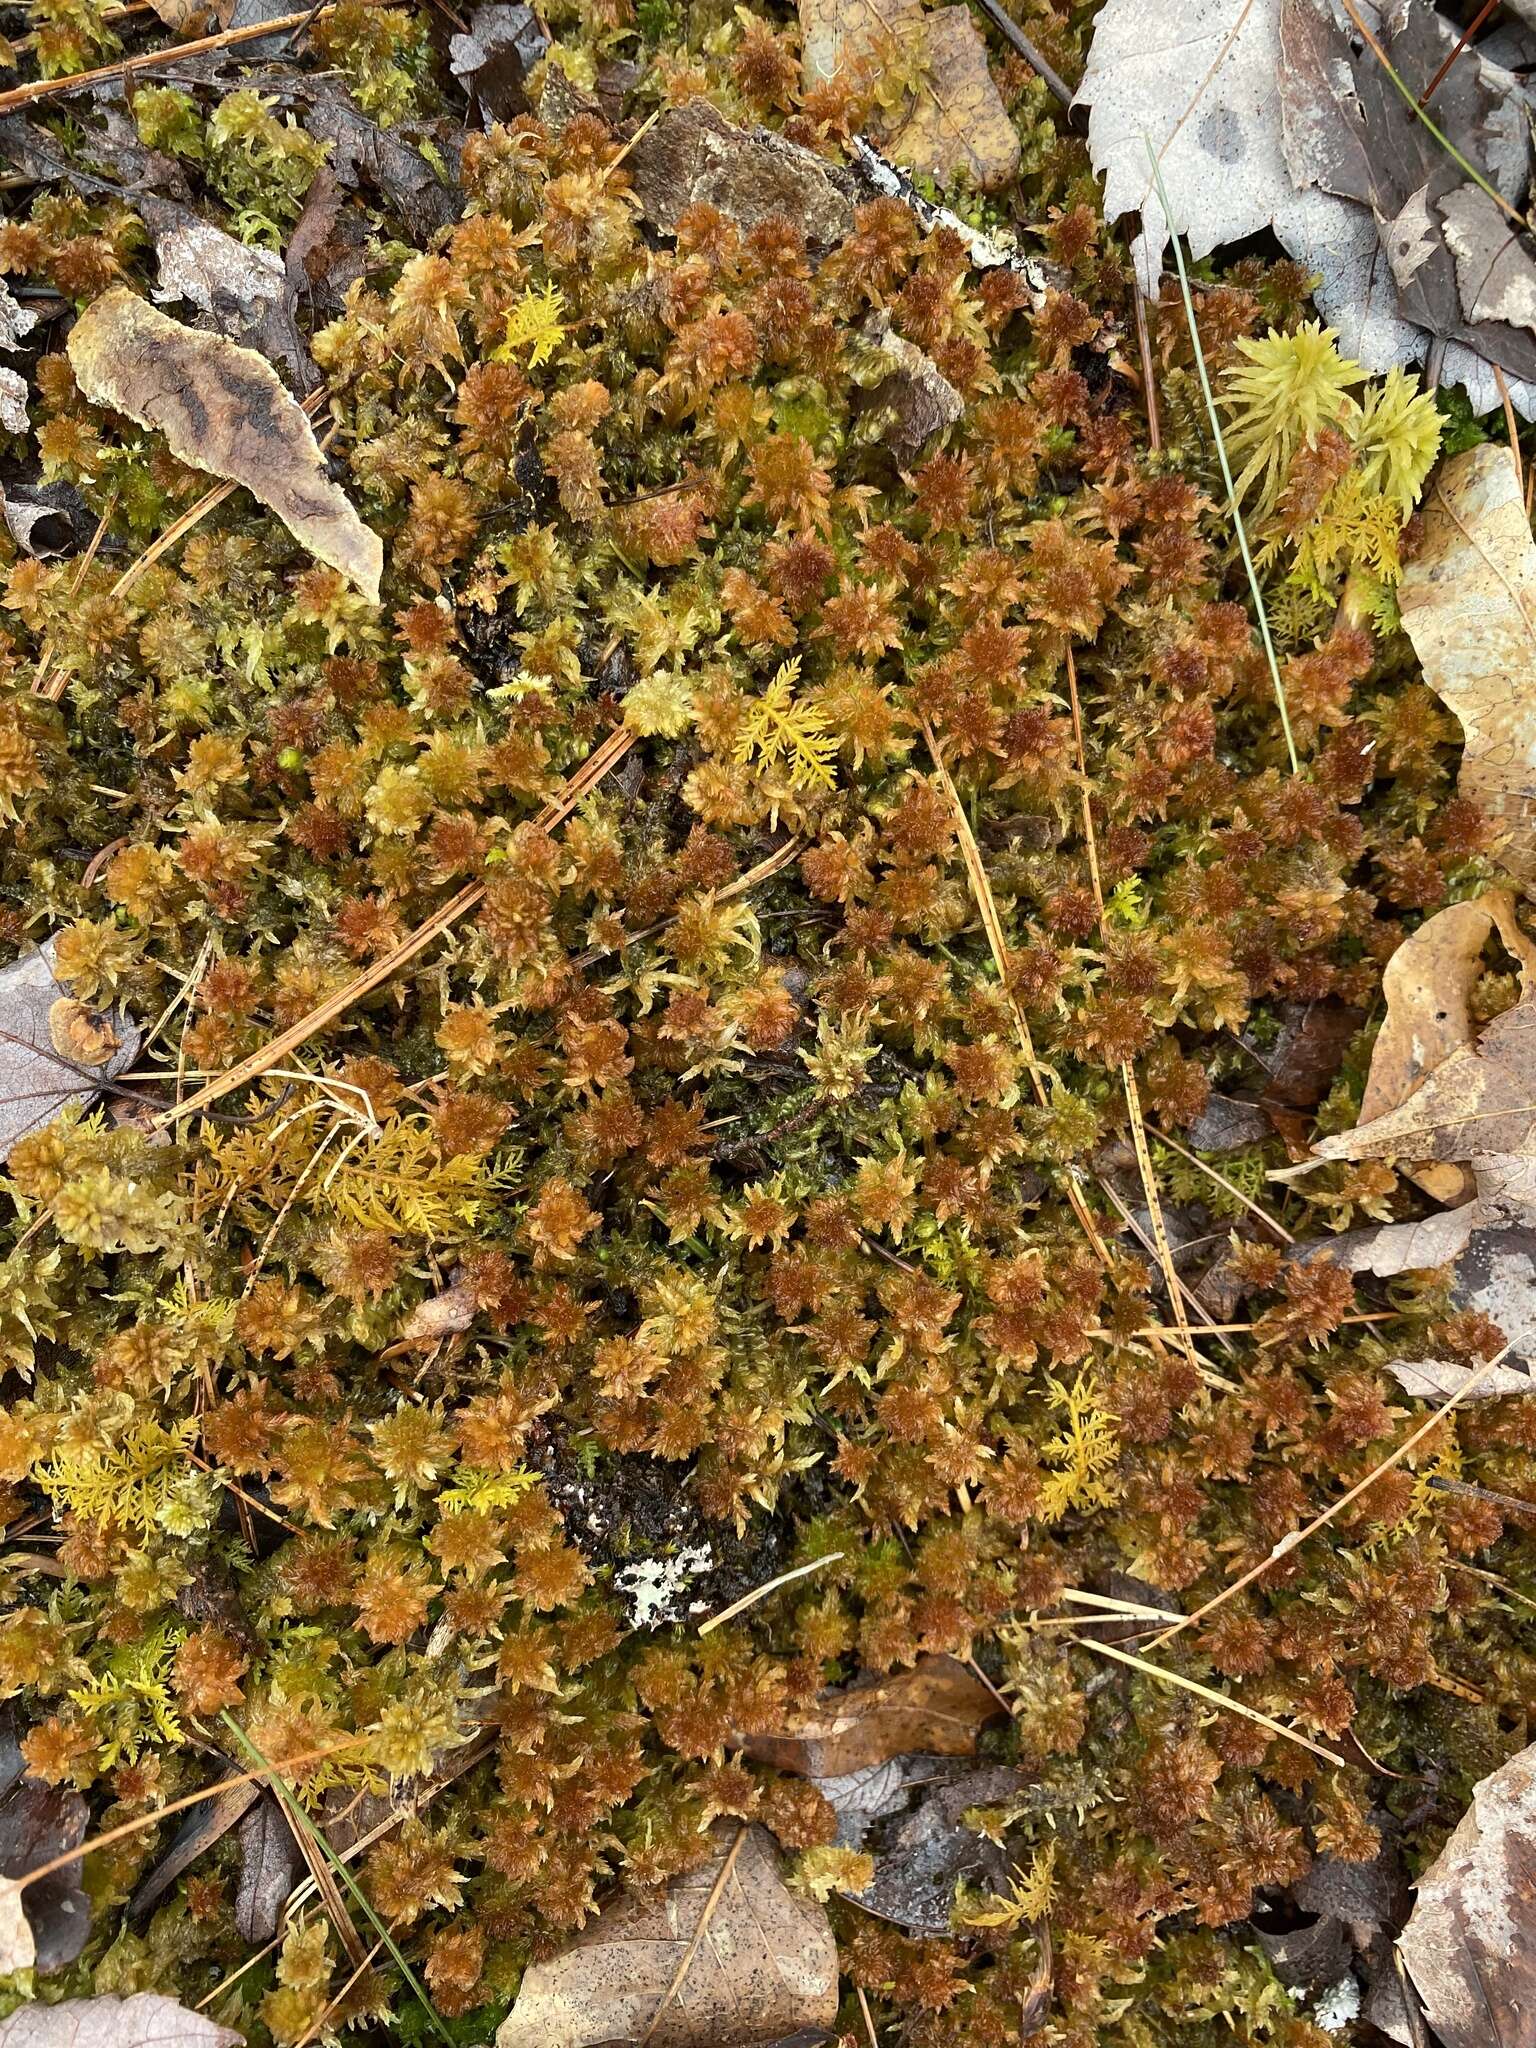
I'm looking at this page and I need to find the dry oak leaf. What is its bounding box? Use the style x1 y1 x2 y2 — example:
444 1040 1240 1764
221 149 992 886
495 1822 838 2048
1400 1736 1536 2048
1398 444 1536 892
67 289 381 603
1311 897 1536 1228
1359 893 1536 1129
397 1273 478 1343
0 1996 242 2048
737 1653 1000 1777
798 0 1019 192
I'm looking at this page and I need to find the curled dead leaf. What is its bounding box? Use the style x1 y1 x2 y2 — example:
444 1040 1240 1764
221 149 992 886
67 289 381 603
738 1654 1000 1776
1360 894 1536 1130
48 998 119 1068
495 1822 837 2048
1400 1737 1536 2048
1399 447 1536 890
0 940 141 1159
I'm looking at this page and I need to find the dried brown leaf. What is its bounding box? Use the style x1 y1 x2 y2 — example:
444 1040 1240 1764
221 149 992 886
738 1654 999 1777
397 1274 477 1343
1400 1737 1536 2048
144 0 220 33
1360 894 1536 1130
1399 445 1536 888
625 98 854 247
0 1995 242 2048
800 0 1018 191
883 7 1019 192
0 1779 88 1975
495 1822 837 2048
66 288 381 602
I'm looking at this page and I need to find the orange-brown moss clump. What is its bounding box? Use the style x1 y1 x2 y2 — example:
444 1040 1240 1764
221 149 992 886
0 0 1531 2043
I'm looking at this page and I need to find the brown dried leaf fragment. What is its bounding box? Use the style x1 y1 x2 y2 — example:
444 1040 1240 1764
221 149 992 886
1360 893 1536 1132
0 1995 242 2048
738 1654 999 1776
144 0 221 32
397 1273 478 1343
885 7 1020 193
495 1822 838 2048
1398 445 1536 889
67 288 381 602
1400 1737 1536 2048
800 0 1018 191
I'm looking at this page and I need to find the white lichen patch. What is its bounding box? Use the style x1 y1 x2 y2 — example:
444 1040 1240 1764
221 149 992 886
1311 1975 1361 2033
614 1543 714 1628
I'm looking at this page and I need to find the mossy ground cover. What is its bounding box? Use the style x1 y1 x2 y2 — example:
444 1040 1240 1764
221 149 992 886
0 1 1532 2043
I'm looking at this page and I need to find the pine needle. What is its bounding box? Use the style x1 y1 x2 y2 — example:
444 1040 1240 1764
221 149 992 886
922 713 1117 1269
1144 1341 1515 1653
221 1715 453 2048
1069 1634 1345 1767
697 1551 843 1634
160 726 635 1127
1144 146 1298 774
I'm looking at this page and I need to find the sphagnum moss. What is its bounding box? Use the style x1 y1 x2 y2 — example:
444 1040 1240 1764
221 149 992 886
0 1 1531 2044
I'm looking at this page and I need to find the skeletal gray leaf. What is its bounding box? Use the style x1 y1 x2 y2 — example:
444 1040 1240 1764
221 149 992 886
1388 1356 1536 1400
1075 0 1313 293
0 940 141 1159
1441 181 1536 332
0 1995 242 2048
127 1778 260 1928
0 369 26 436
234 1793 302 1943
449 2 548 125
148 209 284 325
0 281 36 354
1400 1738 1536 2048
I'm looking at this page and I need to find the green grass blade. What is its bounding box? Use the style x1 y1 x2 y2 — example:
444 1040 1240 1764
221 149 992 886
220 1713 454 2048
1144 141 1300 775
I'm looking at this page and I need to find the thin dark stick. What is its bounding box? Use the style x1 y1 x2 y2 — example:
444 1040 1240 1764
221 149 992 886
1418 0 1499 107
1428 1474 1536 1524
967 0 1075 111
1131 274 1161 453
0 1 385 116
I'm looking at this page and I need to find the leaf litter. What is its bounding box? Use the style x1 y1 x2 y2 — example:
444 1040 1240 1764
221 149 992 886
6 0 1536 2038
495 1823 839 2048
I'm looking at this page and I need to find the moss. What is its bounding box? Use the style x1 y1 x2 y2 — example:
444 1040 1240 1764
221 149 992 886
0 1 1531 2043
